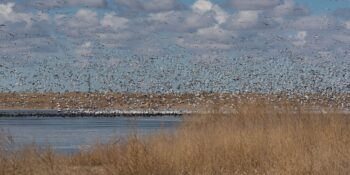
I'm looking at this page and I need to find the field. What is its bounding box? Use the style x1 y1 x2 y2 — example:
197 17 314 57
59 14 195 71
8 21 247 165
0 92 349 112
0 97 349 175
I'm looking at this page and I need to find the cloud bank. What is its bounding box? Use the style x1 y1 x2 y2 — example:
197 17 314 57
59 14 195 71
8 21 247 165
0 0 348 58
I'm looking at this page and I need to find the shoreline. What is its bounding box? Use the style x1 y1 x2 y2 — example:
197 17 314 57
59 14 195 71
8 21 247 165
0 93 349 116
0 109 190 117
0 108 349 117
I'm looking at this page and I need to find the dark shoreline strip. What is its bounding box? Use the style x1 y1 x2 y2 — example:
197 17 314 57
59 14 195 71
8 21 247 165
0 109 190 117
1 109 348 117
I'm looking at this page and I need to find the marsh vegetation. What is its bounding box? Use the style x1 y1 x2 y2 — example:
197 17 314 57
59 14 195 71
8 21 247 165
0 99 349 175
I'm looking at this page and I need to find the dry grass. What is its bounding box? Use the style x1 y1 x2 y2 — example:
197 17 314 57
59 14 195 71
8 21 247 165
0 101 349 175
1 92 349 111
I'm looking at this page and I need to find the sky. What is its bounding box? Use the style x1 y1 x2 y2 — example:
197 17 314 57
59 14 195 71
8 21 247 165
0 0 350 93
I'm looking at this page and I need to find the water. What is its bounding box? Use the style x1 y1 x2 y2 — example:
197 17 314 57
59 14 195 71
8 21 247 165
0 116 182 153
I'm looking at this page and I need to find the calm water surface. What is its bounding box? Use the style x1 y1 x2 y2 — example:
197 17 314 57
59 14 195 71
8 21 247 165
0 116 182 153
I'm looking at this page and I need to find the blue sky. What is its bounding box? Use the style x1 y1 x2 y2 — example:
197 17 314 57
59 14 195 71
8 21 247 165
0 0 350 92
295 0 350 14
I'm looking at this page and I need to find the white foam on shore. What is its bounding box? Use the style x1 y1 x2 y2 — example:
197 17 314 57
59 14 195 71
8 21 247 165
0 109 192 117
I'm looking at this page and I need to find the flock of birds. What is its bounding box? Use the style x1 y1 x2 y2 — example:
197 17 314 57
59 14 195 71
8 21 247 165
0 49 349 96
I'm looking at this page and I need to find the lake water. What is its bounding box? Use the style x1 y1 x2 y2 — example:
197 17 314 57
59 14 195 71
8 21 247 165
0 116 182 153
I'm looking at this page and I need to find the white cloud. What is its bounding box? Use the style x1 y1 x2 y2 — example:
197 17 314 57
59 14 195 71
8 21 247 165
66 9 99 29
0 3 14 16
174 25 235 51
192 0 213 13
96 31 133 48
0 3 34 27
192 0 229 24
148 11 174 23
182 12 217 31
345 21 350 30
236 11 259 27
229 0 281 10
0 2 50 40
147 10 216 32
75 9 98 24
271 0 294 17
67 0 106 7
76 41 93 56
292 31 307 47
55 9 101 38
176 36 232 50
115 0 180 12
290 16 336 30
142 0 179 12
224 10 260 29
332 34 350 43
270 0 308 18
211 4 229 24
196 26 234 42
24 0 107 9
101 12 129 31
55 9 136 51
145 0 228 35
